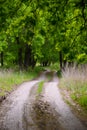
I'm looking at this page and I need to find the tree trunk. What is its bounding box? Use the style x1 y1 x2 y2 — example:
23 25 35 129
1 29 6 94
31 55 36 68
59 51 63 70
24 44 32 69
18 48 22 68
1 51 3 67
16 37 23 68
64 60 67 67
42 61 48 66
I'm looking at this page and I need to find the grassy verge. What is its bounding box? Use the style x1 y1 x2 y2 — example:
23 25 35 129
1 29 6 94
37 81 44 94
59 65 87 112
0 68 39 97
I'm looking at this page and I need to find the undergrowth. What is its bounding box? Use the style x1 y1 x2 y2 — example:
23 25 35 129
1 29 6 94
59 64 87 111
0 68 38 97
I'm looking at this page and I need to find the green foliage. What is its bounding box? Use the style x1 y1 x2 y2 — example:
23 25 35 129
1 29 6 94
77 53 87 64
49 63 60 71
0 0 87 68
78 96 87 109
33 66 44 73
32 34 45 59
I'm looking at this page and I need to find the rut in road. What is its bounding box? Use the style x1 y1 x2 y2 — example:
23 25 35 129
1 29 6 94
0 71 87 130
0 71 47 130
29 72 87 130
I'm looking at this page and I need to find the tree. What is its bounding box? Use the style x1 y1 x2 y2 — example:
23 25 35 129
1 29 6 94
0 0 87 69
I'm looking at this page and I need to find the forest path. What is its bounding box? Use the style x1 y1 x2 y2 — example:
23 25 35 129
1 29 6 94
0 71 87 130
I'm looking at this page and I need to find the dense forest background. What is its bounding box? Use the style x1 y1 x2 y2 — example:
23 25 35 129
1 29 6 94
0 0 87 69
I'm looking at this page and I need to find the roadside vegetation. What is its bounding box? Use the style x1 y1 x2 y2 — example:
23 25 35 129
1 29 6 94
37 81 44 94
0 66 43 98
59 64 87 112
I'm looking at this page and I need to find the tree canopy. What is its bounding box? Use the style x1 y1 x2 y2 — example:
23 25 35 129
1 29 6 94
0 0 87 69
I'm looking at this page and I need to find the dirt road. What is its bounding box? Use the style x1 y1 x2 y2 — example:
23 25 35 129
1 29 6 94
0 71 87 130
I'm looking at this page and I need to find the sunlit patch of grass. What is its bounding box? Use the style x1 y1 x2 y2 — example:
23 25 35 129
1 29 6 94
59 64 87 111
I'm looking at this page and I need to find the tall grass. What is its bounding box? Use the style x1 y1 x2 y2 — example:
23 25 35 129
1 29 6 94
59 64 87 111
0 69 37 97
